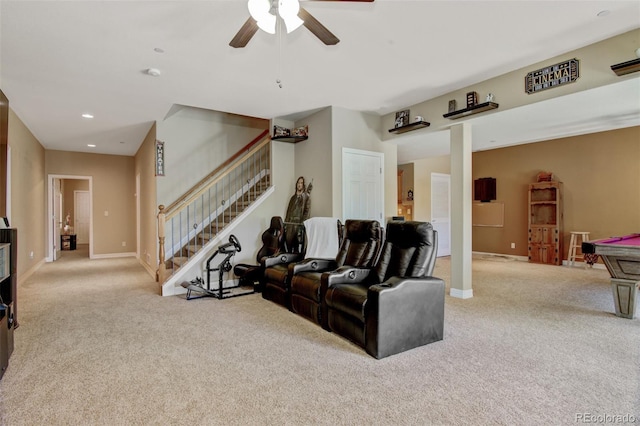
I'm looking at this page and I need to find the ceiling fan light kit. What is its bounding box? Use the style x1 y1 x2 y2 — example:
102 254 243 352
248 0 303 34
230 0 374 48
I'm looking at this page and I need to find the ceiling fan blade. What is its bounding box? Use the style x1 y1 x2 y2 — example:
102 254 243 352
229 17 259 48
299 7 340 45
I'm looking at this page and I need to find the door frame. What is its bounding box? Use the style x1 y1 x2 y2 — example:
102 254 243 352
74 190 90 244
47 174 93 261
431 172 451 257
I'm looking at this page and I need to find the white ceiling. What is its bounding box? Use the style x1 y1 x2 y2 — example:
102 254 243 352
1 0 639 159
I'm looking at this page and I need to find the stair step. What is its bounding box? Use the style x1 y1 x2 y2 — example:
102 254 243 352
171 257 189 267
198 232 215 243
185 244 202 255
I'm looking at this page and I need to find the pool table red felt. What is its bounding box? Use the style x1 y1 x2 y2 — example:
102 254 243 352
593 233 640 247
582 233 640 254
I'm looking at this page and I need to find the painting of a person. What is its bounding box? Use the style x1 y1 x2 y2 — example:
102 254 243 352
284 176 312 252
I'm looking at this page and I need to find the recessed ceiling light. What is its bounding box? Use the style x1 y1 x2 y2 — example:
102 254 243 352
82 113 94 119
87 144 96 148
154 47 165 53
597 10 610 17
145 68 161 77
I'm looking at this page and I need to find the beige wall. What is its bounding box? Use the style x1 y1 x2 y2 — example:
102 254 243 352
156 106 268 207
383 29 640 140
7 109 46 278
473 126 640 258
134 124 158 275
411 156 451 221
331 107 398 222
46 150 136 256
292 107 333 218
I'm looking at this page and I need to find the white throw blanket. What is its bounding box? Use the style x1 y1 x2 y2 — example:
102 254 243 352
303 217 340 259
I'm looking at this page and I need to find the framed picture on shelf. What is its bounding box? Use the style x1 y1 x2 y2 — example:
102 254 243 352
394 110 410 128
448 100 457 112
292 125 308 137
273 125 290 137
466 91 478 108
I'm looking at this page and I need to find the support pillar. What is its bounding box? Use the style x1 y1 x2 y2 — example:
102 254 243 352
450 123 473 299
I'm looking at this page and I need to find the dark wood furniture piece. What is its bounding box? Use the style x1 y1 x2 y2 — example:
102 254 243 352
443 101 499 119
61 234 77 250
0 228 17 380
388 120 430 134
272 135 308 143
582 233 640 319
528 181 563 265
474 177 496 202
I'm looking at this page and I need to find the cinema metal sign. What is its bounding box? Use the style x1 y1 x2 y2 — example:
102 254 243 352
525 58 579 94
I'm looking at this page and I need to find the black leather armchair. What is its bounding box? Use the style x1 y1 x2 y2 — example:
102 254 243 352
322 221 444 359
261 218 343 309
233 216 284 291
290 220 383 327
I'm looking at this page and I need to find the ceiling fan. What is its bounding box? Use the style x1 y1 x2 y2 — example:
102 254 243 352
229 0 374 48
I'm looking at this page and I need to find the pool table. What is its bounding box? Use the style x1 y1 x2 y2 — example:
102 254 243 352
582 233 640 319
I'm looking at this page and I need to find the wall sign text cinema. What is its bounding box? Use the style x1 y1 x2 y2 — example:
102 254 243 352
525 58 579 94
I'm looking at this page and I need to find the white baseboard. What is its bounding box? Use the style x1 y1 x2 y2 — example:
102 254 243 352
137 258 157 280
91 252 136 259
450 288 473 299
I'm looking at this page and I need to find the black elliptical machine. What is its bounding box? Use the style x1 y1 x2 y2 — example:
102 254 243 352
181 234 253 300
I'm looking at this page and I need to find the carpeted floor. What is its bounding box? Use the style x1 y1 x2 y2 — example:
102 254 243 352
0 246 638 425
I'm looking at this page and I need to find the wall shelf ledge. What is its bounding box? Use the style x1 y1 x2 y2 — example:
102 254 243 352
443 102 499 119
388 120 430 134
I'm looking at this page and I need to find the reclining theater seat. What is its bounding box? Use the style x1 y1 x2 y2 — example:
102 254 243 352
233 216 285 289
322 221 445 359
261 217 342 309
290 220 383 327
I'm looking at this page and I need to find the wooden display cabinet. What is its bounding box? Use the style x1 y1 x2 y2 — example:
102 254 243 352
528 181 563 265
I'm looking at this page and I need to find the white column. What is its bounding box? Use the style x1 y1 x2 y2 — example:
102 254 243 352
450 122 473 299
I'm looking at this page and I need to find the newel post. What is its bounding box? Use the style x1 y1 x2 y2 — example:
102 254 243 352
157 204 166 282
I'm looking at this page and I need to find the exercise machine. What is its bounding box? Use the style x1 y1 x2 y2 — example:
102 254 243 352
181 234 254 300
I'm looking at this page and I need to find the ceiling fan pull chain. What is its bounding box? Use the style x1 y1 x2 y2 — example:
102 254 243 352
276 17 283 89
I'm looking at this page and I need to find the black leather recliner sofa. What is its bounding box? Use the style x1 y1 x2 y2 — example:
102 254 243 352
261 218 343 309
289 219 383 327
321 220 444 359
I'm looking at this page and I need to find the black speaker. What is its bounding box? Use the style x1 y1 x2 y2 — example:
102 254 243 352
474 178 496 202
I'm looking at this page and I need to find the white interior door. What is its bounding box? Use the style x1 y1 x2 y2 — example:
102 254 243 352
431 173 451 257
74 190 90 244
342 148 384 222
53 179 62 260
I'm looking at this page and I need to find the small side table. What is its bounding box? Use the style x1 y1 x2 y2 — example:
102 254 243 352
61 234 77 251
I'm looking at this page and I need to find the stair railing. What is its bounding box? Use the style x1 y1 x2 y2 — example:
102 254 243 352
157 131 271 282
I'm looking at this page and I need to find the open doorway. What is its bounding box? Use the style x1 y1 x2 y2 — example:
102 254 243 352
47 175 93 261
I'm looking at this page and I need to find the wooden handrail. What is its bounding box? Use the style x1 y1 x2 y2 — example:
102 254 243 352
157 205 166 283
163 129 270 214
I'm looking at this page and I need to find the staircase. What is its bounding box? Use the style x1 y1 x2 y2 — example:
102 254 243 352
157 131 271 285
164 175 271 273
